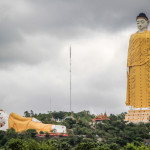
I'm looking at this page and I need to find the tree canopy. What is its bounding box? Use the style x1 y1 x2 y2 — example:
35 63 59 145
0 110 150 150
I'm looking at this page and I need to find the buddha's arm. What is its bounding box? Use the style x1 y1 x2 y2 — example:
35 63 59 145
127 37 132 75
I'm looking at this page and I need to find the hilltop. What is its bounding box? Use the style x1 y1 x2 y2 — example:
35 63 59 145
0 110 150 150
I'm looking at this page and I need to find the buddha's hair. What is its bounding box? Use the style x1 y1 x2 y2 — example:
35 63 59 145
136 13 148 21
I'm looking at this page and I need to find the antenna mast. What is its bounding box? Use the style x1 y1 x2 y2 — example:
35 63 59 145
50 97 51 112
70 46 72 113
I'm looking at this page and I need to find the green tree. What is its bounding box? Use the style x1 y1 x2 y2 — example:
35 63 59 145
5 138 27 150
121 143 150 150
25 129 37 138
24 111 30 117
6 128 18 139
40 131 44 134
45 131 50 137
60 142 71 150
30 110 34 117
75 142 97 150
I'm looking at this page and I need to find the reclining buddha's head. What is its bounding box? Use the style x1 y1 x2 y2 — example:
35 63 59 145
0 110 8 124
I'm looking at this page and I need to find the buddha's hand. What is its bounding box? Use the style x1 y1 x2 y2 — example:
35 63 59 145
127 67 129 75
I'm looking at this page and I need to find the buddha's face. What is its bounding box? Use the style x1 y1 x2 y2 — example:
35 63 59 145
0 111 5 124
136 18 149 32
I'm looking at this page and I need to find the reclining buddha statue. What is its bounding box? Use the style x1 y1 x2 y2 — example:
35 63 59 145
0 109 66 134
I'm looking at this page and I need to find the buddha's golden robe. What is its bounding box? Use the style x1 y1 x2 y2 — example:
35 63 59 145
126 30 150 108
8 113 52 133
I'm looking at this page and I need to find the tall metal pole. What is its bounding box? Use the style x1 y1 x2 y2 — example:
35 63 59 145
50 97 51 112
70 46 72 113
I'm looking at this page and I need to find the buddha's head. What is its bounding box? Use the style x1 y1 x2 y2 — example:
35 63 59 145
136 13 149 32
0 110 7 124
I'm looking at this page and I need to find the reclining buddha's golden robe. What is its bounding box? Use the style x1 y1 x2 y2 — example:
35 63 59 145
126 30 150 108
8 112 52 133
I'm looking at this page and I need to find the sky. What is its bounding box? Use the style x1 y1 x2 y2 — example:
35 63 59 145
0 0 150 116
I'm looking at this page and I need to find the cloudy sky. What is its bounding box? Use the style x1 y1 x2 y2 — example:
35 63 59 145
0 0 150 115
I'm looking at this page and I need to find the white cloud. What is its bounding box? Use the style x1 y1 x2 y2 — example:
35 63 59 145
0 0 149 115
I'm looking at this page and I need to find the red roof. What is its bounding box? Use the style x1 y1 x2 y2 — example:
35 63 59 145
93 113 109 121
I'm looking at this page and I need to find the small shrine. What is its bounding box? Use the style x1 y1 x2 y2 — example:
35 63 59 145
92 112 109 124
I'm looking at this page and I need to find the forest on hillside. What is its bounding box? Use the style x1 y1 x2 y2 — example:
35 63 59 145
0 110 150 150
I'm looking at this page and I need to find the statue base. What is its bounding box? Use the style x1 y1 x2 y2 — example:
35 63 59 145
124 110 150 123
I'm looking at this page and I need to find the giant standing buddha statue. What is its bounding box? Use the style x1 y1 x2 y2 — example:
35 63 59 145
125 13 150 123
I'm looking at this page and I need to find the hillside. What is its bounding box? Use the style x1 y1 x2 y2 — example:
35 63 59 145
0 110 150 150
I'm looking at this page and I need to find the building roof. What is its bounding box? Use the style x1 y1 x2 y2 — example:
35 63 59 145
93 112 109 121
